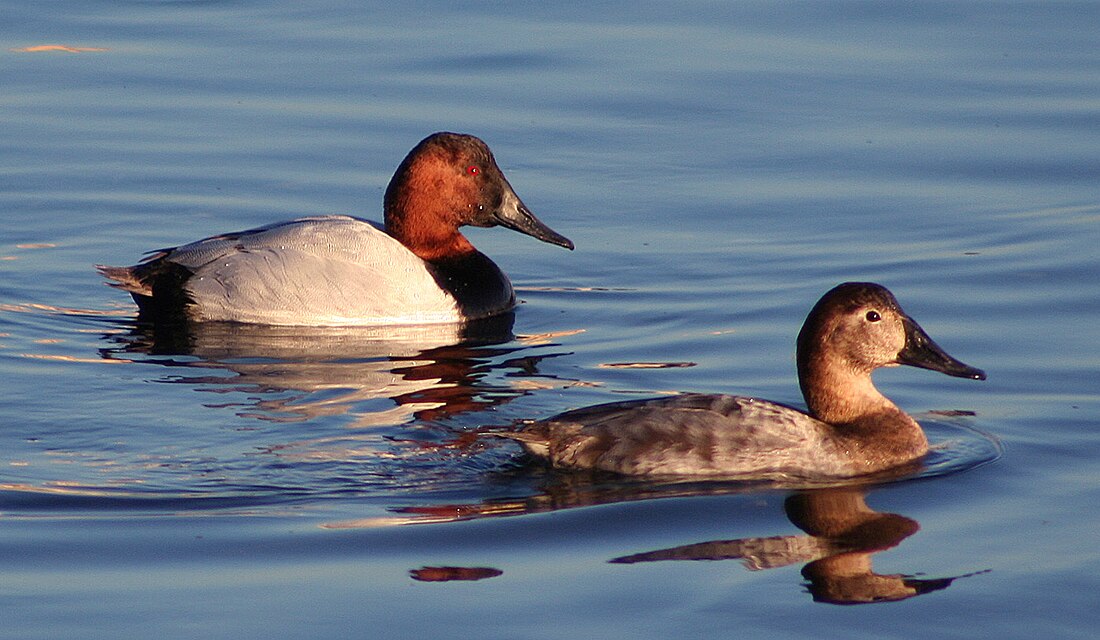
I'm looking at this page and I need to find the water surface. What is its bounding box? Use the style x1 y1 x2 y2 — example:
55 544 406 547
2 2 1099 638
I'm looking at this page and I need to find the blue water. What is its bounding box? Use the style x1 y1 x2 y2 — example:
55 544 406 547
2 2 1099 638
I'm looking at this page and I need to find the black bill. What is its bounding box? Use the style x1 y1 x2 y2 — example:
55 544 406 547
492 187 574 250
897 316 986 380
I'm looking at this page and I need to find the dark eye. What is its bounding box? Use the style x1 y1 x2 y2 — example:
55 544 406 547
865 310 881 322
466 165 480 176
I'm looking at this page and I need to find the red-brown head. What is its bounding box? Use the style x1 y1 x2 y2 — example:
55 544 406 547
383 132 573 262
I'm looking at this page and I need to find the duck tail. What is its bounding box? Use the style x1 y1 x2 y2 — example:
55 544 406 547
95 264 151 296
488 425 552 458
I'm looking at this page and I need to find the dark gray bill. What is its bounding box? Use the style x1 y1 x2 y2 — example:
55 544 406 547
897 316 986 380
492 189 574 250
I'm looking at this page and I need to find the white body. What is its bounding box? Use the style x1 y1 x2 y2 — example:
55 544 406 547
163 216 466 326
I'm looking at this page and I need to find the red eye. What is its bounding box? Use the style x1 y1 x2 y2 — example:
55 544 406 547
467 165 480 176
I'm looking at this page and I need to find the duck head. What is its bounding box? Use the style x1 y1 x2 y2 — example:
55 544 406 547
384 132 573 262
796 282 985 424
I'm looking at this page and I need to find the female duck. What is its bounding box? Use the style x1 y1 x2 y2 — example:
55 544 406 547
98 132 573 326
500 283 986 480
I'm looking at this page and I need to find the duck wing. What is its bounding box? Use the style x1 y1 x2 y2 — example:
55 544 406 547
102 216 461 325
508 393 838 477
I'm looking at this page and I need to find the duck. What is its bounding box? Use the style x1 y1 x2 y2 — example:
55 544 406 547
97 132 573 326
498 282 986 480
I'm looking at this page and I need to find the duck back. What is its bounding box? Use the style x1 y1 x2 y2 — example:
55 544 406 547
508 394 853 478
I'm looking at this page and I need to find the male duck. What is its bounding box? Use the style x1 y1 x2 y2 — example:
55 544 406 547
98 132 573 326
500 283 986 479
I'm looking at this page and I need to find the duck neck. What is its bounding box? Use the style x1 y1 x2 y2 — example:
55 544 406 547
383 157 478 263
800 363 892 425
384 202 477 263
798 361 929 461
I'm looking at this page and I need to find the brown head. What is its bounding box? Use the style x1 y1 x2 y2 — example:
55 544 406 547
795 282 985 425
383 132 573 262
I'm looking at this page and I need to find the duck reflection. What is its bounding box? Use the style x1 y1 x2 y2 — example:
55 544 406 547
379 454 925 524
98 314 570 426
383 478 984 603
409 566 503 583
610 488 975 605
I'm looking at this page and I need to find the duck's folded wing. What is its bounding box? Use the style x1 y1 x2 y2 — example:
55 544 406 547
151 216 384 269
515 394 833 477
172 216 458 325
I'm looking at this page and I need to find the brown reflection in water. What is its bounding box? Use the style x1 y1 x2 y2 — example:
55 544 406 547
409 566 503 583
611 488 982 605
374 475 984 604
98 314 582 427
366 457 926 527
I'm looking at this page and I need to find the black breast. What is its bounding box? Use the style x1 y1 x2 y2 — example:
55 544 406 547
426 252 514 319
